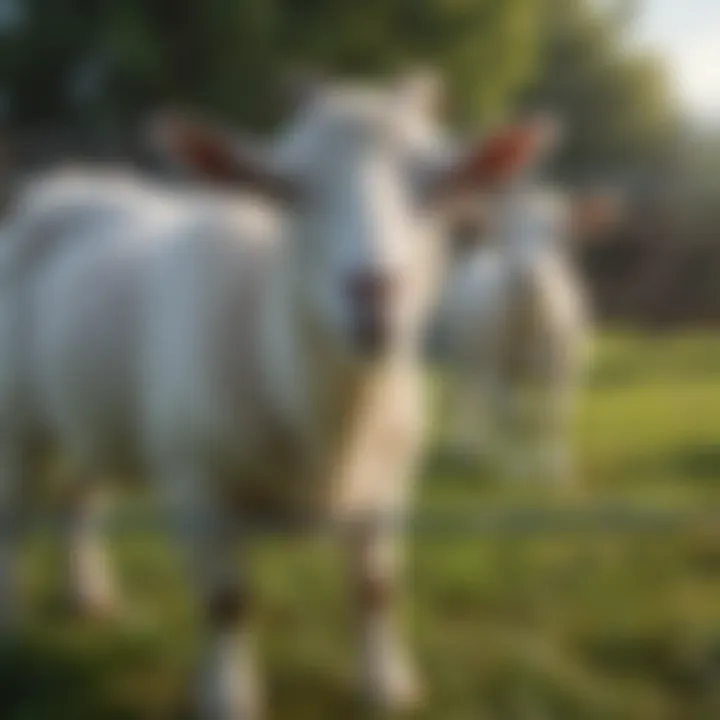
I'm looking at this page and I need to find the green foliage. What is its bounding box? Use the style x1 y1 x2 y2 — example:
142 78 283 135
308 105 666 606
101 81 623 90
0 0 677 176
0 0 538 130
0 0 103 124
523 0 677 177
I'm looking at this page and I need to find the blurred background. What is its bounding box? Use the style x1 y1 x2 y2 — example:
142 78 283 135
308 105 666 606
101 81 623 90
2 0 719 324
2 1 720 718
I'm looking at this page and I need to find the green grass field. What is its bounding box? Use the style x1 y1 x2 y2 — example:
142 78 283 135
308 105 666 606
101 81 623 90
3 333 720 719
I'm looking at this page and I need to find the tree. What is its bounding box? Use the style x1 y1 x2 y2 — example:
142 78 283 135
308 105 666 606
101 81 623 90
0 0 540 131
0 0 676 180
521 0 677 178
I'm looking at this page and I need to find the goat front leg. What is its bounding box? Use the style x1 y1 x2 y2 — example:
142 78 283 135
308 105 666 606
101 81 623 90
493 378 534 482
530 337 585 488
63 479 119 618
447 363 496 462
348 521 421 712
158 465 260 720
532 374 578 488
338 369 424 711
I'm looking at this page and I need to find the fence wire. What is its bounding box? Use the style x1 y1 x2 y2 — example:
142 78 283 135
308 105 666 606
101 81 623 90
2 505 719 538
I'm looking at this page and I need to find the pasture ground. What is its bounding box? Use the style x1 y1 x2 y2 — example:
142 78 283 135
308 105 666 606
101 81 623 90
3 332 720 719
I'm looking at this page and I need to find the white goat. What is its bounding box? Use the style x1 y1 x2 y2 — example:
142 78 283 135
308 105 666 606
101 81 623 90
440 186 609 484
0 76 553 718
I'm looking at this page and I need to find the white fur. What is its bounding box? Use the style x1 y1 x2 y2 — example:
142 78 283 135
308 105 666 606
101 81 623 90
0 84 455 717
439 187 589 484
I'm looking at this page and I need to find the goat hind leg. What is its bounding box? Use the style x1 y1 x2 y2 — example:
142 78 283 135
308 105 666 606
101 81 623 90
159 465 261 720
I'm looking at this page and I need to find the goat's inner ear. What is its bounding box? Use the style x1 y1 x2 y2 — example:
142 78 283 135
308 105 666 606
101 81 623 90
433 117 560 201
148 114 298 203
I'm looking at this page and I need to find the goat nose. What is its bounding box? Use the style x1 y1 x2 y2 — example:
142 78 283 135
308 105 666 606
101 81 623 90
345 270 398 306
345 270 399 357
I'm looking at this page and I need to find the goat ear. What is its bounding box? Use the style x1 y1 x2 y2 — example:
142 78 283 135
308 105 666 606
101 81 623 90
436 116 560 199
146 112 298 202
570 192 623 240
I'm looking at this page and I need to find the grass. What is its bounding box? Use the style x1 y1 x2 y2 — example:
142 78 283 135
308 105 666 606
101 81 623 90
4 332 720 719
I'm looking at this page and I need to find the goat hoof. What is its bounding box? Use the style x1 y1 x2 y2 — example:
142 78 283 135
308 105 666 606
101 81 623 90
363 656 424 714
197 643 263 720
